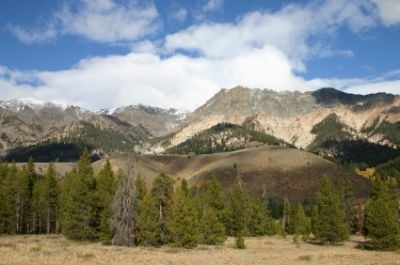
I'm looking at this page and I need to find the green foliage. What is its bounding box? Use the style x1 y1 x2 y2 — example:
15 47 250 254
338 178 357 234
137 194 161 246
96 160 117 243
248 197 276 236
0 163 16 233
134 174 147 202
235 234 246 249
3 143 92 162
200 206 226 245
376 156 400 183
166 123 288 155
290 204 311 241
150 173 174 244
312 177 349 244
364 178 400 250
169 180 200 248
373 121 400 145
60 149 98 240
226 185 251 236
308 114 351 152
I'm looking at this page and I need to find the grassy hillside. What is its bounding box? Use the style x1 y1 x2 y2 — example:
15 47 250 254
166 123 289 155
93 146 370 202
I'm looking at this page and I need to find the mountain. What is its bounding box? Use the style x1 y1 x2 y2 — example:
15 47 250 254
154 87 400 168
0 100 184 161
1 87 399 165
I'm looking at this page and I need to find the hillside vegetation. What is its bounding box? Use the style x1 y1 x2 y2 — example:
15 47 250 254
166 123 288 155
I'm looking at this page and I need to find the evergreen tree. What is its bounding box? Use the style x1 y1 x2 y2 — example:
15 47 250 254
169 179 200 248
134 174 147 202
226 185 251 236
96 160 116 243
137 194 161 246
338 178 357 234
60 149 98 240
248 197 275 236
235 234 246 249
312 177 349 244
364 178 400 250
202 176 225 212
44 163 59 234
0 163 16 234
15 165 31 233
151 173 174 244
291 204 311 241
200 205 226 245
31 178 47 233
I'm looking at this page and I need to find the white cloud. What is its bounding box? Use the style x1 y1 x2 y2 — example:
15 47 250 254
171 7 188 22
372 0 400 26
9 0 161 44
346 80 400 95
7 24 58 44
2 0 399 111
203 0 224 12
165 0 376 71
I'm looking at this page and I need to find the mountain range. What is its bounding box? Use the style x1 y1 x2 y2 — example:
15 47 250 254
1 87 399 166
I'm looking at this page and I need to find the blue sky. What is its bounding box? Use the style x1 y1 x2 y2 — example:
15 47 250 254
0 0 399 110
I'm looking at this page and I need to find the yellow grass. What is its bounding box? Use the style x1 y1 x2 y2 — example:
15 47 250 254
0 235 399 265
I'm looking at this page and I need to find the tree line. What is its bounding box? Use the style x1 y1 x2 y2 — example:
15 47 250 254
0 150 399 250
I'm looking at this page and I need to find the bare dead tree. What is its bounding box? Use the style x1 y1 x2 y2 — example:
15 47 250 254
111 159 137 247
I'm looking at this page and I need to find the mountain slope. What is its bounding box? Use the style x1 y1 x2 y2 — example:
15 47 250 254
154 87 400 161
92 146 370 202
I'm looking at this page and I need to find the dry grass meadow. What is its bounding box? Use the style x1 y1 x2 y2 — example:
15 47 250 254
0 235 399 265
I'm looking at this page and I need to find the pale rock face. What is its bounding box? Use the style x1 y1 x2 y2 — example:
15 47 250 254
147 87 400 153
1 87 399 155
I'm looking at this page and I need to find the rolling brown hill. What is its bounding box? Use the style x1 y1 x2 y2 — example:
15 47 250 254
91 145 370 202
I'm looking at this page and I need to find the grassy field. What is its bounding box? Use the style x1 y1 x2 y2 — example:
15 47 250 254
0 235 398 265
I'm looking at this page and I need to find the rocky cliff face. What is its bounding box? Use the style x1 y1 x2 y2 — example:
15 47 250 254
157 87 400 154
1 87 399 158
0 100 184 156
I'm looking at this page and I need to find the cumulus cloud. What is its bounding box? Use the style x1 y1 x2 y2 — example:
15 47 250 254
171 7 188 22
2 0 400 111
373 0 400 26
165 0 376 71
203 0 224 12
8 0 160 44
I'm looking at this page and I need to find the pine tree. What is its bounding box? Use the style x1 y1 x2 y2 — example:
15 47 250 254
312 177 349 244
137 194 161 246
0 163 16 234
96 160 116 243
202 176 225 212
60 149 98 240
291 204 311 241
200 205 226 245
226 185 251 236
169 179 200 248
135 174 147 202
364 178 400 250
151 173 174 244
44 163 59 234
15 165 31 234
338 178 357 234
248 197 273 236
31 178 47 233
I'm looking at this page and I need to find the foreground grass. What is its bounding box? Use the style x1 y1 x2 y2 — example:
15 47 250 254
0 235 399 265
